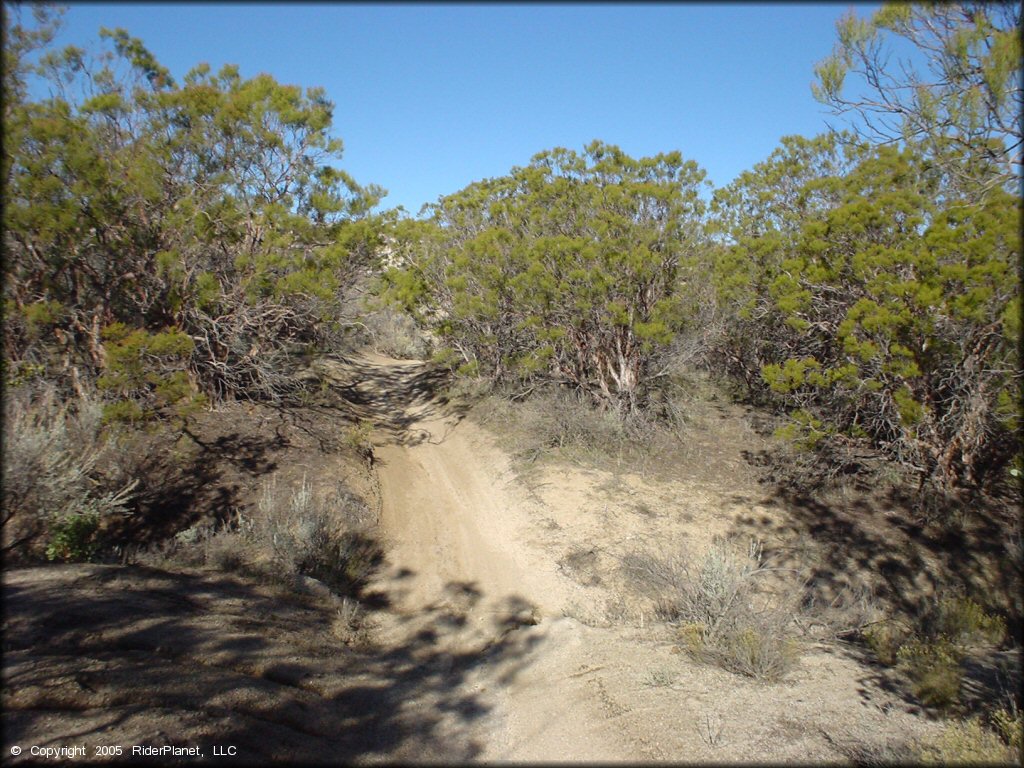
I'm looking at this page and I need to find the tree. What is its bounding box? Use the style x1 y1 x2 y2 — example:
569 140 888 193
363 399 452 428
708 133 869 395
813 1 1022 197
712 132 1021 490
3 13 384 408
385 142 709 414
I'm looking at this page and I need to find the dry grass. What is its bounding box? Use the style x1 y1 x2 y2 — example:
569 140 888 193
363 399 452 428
151 476 380 611
622 537 805 681
2 383 138 562
361 307 430 360
915 718 1018 765
471 384 689 479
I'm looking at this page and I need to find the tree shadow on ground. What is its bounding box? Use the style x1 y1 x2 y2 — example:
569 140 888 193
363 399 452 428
729 458 1021 635
727 451 1022 721
106 424 290 557
2 563 545 763
313 356 470 446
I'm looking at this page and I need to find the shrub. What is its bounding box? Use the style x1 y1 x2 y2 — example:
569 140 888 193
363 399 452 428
623 537 804 681
248 477 378 596
2 384 136 561
862 593 1009 711
916 718 1016 765
363 307 430 359
897 636 965 711
928 595 1006 645
863 620 912 666
45 510 101 562
991 702 1023 760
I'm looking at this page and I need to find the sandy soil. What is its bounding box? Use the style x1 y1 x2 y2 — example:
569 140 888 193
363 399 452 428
319 353 954 762
3 352 982 764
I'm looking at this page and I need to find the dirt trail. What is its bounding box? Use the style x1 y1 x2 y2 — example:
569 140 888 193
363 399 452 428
331 352 641 761
4 353 962 764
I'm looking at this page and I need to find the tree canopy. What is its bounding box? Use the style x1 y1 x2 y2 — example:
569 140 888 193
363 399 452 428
385 141 708 414
813 1 1022 197
3 6 384 413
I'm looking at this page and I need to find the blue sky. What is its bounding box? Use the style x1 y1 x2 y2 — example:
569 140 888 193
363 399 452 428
49 2 879 215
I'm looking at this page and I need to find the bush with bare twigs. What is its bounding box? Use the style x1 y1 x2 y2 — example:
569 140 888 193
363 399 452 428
622 537 804 681
2 384 137 562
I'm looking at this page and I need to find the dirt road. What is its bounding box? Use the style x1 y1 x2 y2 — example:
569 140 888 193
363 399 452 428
328 353 641 761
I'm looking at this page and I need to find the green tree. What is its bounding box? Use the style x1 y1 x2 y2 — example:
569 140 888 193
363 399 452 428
708 132 868 395
813 1 1022 197
388 142 708 414
3 12 384 405
717 135 1020 490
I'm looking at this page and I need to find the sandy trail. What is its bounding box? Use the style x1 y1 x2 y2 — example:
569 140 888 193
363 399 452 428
330 352 639 761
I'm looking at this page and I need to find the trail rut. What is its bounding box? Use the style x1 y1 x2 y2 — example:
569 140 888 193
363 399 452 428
334 353 639 761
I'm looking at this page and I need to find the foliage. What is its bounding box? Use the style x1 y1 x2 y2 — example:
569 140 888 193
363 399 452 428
2 9 384 406
711 133 1021 490
45 509 101 562
813 1 1022 197
384 142 708 414
97 324 205 423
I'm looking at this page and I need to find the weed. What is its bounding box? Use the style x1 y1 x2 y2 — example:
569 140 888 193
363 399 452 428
623 537 804 681
642 669 676 688
897 636 965 711
915 718 1016 765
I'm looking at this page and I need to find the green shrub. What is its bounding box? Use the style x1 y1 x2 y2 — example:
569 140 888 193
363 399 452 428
45 510 101 562
897 636 965 711
863 620 912 666
930 595 1006 645
863 594 1008 711
686 623 800 682
991 703 1023 758
916 718 1016 765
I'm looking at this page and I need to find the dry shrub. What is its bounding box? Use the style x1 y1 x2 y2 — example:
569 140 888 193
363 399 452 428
475 386 631 469
362 307 429 359
622 537 804 681
247 477 379 597
2 383 136 561
915 718 1017 765
827 737 918 766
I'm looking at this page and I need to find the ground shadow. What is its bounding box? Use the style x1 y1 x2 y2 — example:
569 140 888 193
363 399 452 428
314 356 470 446
3 563 546 763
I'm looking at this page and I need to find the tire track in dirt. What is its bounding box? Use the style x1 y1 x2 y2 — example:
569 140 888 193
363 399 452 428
337 352 639 761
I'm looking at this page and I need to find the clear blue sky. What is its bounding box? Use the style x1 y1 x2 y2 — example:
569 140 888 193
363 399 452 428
49 2 879 216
